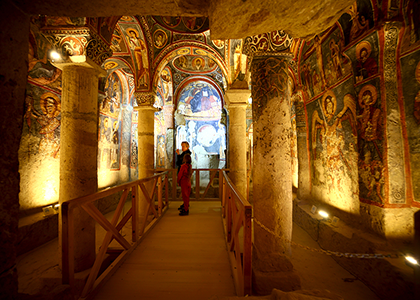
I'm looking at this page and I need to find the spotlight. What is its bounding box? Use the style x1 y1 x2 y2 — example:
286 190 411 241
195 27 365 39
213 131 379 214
50 50 61 61
318 210 329 219
405 255 419 266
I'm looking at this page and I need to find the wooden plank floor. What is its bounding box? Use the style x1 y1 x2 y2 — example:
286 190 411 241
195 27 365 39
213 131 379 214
92 201 236 300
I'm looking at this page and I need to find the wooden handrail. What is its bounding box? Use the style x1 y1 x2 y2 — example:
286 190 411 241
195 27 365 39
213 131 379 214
61 171 170 298
155 168 228 201
221 171 253 296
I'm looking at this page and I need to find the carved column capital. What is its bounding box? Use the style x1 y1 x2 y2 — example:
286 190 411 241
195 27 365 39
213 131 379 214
42 27 112 69
134 91 158 107
243 30 294 59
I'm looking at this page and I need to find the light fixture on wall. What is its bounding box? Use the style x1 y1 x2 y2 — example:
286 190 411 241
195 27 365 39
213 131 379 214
318 210 329 219
49 49 62 63
405 254 419 266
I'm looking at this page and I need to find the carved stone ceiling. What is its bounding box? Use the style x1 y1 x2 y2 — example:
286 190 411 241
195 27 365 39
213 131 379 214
11 0 354 40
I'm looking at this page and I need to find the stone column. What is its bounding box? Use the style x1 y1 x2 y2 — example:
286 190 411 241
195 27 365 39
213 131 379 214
225 89 250 199
134 93 157 230
57 58 106 272
0 3 29 298
294 93 310 200
250 54 301 294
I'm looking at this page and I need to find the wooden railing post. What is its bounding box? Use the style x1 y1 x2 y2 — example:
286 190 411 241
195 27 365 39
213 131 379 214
132 185 138 242
195 169 200 200
61 202 74 288
158 176 163 216
219 170 223 204
243 206 252 295
172 169 177 200
164 174 169 206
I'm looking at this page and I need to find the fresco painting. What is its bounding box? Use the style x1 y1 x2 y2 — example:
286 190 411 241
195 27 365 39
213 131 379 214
175 81 225 170
308 79 359 209
401 51 420 203
99 72 123 170
338 0 374 46
356 81 384 204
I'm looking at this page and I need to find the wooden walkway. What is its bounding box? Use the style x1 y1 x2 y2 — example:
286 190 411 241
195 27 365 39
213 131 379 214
92 201 236 300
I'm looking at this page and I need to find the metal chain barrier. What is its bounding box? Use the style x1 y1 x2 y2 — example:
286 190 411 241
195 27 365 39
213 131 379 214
254 218 400 259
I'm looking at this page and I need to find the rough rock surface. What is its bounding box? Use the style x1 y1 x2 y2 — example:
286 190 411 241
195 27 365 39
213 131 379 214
11 0 354 39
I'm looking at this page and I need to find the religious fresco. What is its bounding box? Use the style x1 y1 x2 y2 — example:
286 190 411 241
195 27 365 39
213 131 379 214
230 39 248 82
130 112 138 170
323 29 353 86
177 81 222 118
356 80 384 204
175 80 225 169
173 55 218 73
23 87 61 159
401 0 420 50
98 72 123 170
154 112 167 168
152 16 209 34
400 50 420 203
28 29 62 91
337 0 374 46
113 20 150 90
307 78 359 211
109 26 129 53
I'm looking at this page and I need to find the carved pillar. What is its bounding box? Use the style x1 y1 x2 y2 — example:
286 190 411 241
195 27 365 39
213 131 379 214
294 92 310 200
134 92 157 229
244 32 300 295
0 3 29 298
225 89 250 199
47 29 111 271
383 22 406 206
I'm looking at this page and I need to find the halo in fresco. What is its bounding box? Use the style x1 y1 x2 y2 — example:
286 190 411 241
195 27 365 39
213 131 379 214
182 17 206 31
154 29 167 49
321 90 337 116
356 41 372 61
162 16 181 28
177 81 222 118
104 61 118 70
358 84 377 108
40 92 61 117
212 39 225 49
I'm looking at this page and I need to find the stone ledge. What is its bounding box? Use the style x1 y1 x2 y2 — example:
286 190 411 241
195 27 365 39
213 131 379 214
293 199 416 300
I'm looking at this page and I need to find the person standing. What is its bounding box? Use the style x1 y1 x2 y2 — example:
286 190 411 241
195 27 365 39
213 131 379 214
177 154 192 216
176 141 191 173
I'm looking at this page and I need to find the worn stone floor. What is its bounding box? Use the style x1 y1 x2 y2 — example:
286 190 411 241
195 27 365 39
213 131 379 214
17 201 383 299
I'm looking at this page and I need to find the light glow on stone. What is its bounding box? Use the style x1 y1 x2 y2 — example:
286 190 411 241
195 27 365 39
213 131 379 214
405 256 418 265
318 210 329 219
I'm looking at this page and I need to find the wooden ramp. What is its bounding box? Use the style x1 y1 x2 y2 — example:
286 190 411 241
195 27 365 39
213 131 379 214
92 201 236 300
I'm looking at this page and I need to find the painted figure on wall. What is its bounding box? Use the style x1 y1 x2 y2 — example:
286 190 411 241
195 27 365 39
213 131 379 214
314 35 327 90
329 39 343 79
357 85 381 143
130 122 138 169
157 135 166 167
110 121 120 169
355 41 378 83
126 28 149 88
28 33 61 87
415 61 420 124
179 81 222 117
300 63 314 98
311 90 357 192
357 84 384 203
25 92 61 158
348 2 370 43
